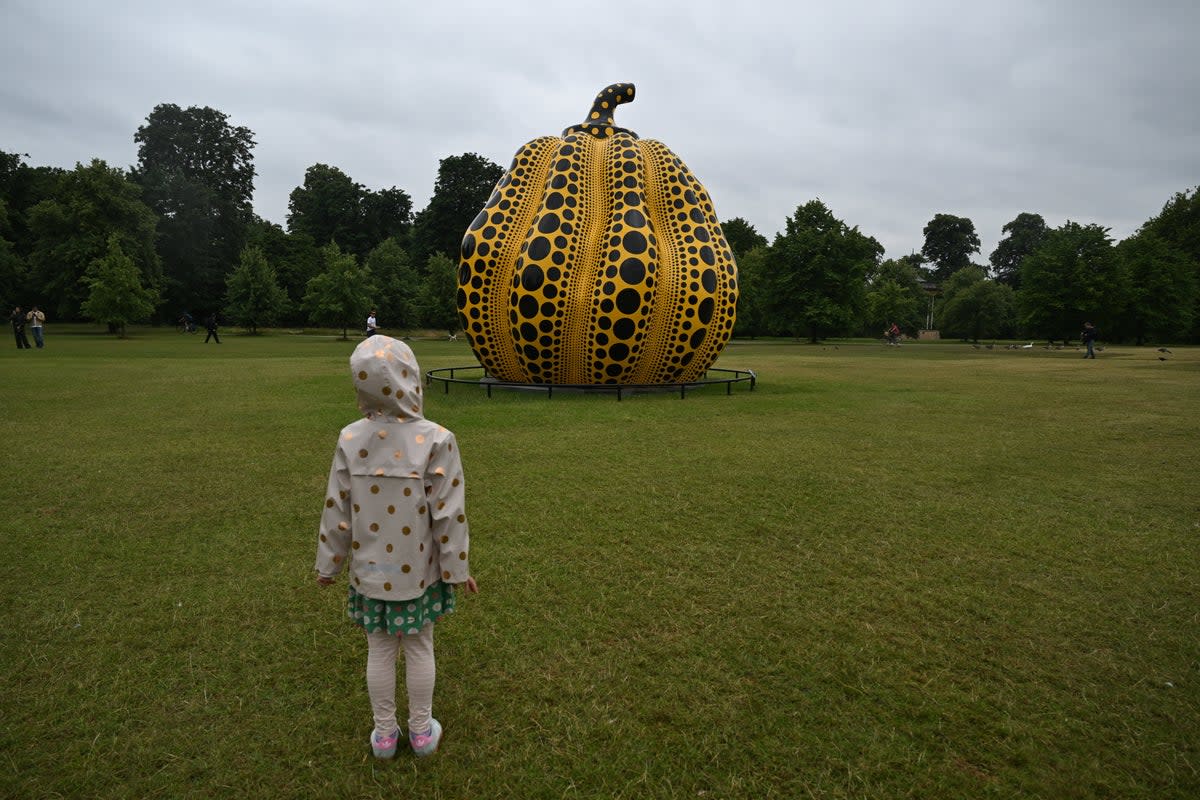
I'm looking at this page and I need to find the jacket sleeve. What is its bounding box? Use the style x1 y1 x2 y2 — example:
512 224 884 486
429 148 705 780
314 441 352 578
428 432 470 584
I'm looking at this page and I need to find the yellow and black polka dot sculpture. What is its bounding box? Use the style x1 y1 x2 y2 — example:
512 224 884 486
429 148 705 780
457 83 738 384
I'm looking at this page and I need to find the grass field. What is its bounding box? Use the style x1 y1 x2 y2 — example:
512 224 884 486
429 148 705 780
1 327 1197 799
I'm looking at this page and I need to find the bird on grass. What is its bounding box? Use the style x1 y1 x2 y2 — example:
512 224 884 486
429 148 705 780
1021 342 1033 349
1159 356 1169 361
1158 347 1172 354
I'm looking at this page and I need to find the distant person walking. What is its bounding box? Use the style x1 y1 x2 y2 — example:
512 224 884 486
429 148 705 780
366 309 378 338
204 313 221 344
1081 322 1097 359
26 306 45 348
10 306 31 349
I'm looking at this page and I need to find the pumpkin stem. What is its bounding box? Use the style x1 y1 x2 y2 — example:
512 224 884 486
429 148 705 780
562 83 638 139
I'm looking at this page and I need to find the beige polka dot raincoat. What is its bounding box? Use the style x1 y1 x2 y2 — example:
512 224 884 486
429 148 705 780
315 336 470 600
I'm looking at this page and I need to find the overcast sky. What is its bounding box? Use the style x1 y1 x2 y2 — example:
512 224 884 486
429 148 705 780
3 0 1198 263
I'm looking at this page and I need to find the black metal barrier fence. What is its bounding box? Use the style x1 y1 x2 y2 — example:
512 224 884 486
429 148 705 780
424 366 757 400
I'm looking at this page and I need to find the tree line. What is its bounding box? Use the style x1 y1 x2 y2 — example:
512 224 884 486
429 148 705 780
731 198 1199 345
0 104 500 337
2 103 1197 344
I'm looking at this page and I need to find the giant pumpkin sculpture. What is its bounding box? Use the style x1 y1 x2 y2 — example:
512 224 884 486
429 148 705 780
457 83 738 385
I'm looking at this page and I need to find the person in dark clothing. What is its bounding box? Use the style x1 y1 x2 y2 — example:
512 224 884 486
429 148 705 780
1081 322 1097 359
11 307 32 349
204 313 221 344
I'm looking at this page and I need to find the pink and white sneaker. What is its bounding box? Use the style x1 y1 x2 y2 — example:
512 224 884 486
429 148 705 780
409 718 442 757
370 727 400 759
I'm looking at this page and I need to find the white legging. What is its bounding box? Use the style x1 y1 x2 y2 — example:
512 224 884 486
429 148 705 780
365 624 435 737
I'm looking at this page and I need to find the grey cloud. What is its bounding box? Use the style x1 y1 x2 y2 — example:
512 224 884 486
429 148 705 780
2 0 1197 263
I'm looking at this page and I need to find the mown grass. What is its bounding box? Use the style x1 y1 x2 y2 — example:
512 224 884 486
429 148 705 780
1 328 1197 799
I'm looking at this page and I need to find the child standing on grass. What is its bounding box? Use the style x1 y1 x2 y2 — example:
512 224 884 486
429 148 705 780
315 335 477 758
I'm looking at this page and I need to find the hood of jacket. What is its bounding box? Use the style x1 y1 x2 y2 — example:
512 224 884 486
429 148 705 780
350 336 424 422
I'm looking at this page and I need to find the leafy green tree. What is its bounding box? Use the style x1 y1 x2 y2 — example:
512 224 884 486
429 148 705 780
223 245 290 334
922 214 980 281
864 258 925 335
720 217 768 260
303 243 375 339
362 187 413 255
409 153 503 265
245 216 321 323
732 246 769 337
287 164 412 262
1115 231 1195 344
133 104 256 315
938 266 1014 342
81 234 159 337
0 199 28 309
0 232 26 312
365 237 420 330
1018 222 1124 342
1140 186 1200 261
990 212 1047 289
26 159 161 319
417 252 460 334
0 152 65 271
763 200 882 341
1137 186 1200 341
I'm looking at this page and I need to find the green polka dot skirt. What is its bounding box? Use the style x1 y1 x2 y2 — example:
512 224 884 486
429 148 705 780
347 582 455 635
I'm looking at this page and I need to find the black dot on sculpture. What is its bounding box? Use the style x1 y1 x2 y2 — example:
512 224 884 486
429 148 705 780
616 288 641 315
610 342 630 361
624 209 645 228
613 317 635 339
622 230 647 255
461 234 476 259
619 258 645 285
538 213 560 234
528 236 551 261
522 264 544 292
701 268 717 292
690 329 707 349
698 298 714 324
518 294 539 320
